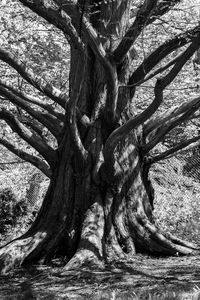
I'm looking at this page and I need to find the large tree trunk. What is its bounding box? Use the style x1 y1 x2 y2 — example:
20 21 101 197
0 124 198 274
0 0 199 274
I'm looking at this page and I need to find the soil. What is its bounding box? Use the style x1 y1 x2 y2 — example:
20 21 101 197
1 255 200 299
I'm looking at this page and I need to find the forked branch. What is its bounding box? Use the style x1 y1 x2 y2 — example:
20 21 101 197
129 24 200 86
113 0 158 63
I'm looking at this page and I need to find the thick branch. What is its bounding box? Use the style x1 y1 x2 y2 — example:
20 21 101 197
20 0 118 121
0 80 65 121
144 96 200 137
0 85 63 141
103 80 163 158
105 33 200 157
0 109 56 167
0 138 51 178
158 32 200 89
67 56 89 165
81 16 118 120
19 117 45 139
113 0 158 63
151 134 200 163
145 98 200 152
129 24 200 86
18 0 84 52
0 49 66 108
52 1 118 120
128 53 182 88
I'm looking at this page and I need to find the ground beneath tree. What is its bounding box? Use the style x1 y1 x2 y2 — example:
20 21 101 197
1 255 200 299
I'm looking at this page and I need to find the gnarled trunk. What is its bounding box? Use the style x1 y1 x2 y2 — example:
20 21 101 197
0 126 198 274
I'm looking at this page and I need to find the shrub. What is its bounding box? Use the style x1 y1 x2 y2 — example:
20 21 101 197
0 188 27 234
151 158 200 243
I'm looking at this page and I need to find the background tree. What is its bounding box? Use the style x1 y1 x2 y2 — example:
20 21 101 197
0 0 200 274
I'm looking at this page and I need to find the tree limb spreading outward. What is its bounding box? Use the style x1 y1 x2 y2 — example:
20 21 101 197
18 0 84 52
144 96 200 137
0 109 57 168
114 0 182 63
0 138 52 178
151 134 200 164
0 49 67 108
104 29 200 159
129 24 200 86
0 79 65 122
0 86 63 142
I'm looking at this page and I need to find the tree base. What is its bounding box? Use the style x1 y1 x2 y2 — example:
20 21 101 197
0 214 199 275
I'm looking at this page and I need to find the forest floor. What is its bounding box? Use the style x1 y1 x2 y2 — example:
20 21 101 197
1 255 200 299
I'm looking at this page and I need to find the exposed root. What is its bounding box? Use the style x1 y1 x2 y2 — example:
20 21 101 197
132 214 200 256
145 221 200 255
165 232 200 250
63 249 105 272
64 198 105 271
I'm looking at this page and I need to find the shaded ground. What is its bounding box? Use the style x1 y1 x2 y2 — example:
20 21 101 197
1 255 200 299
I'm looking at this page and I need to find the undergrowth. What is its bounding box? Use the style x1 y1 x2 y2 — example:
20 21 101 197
152 157 200 244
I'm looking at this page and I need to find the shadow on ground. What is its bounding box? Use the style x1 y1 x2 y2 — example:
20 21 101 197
1 255 200 299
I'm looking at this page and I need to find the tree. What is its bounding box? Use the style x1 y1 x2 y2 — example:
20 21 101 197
0 0 200 274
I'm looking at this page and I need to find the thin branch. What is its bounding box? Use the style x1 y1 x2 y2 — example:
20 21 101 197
151 135 200 164
0 49 66 108
0 109 56 168
113 0 158 63
148 0 182 24
0 85 63 141
0 138 51 178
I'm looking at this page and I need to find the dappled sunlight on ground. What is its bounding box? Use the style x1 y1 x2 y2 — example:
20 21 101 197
1 255 200 299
